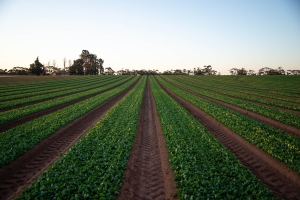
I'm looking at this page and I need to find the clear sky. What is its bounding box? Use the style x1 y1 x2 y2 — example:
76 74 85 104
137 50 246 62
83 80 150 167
0 0 299 75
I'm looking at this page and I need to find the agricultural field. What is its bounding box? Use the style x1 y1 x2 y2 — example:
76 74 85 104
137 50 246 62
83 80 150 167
0 75 299 199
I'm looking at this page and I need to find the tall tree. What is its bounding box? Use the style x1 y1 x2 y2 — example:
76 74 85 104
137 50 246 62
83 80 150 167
29 57 44 76
69 59 84 75
99 58 104 74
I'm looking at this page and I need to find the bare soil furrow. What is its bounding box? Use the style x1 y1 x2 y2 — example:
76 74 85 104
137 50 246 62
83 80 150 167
0 77 140 200
162 76 300 138
156 77 300 199
118 77 177 200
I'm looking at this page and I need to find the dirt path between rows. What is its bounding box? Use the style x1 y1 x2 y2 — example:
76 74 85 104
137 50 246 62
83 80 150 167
0 77 141 200
156 77 300 199
161 76 300 139
0 77 134 133
118 77 177 200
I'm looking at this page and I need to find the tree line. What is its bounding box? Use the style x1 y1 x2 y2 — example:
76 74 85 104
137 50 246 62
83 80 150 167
162 65 220 75
229 67 300 75
1 53 299 76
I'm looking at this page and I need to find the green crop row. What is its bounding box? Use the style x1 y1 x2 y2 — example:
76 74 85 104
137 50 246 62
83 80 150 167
169 76 300 111
156 76 300 174
172 77 300 104
0 76 89 95
163 76 300 129
0 76 139 168
174 76 300 102
150 76 274 199
239 75 300 93
18 76 146 200
0 76 133 126
0 76 126 110
0 76 118 101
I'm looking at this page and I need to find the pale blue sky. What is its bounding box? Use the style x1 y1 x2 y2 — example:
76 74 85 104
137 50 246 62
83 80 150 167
0 0 299 74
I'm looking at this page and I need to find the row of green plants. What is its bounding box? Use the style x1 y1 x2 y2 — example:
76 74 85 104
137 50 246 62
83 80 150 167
169 76 300 110
0 76 133 126
156 76 300 174
173 76 300 103
184 75 300 101
0 76 126 109
0 76 119 101
163 76 300 129
0 76 88 94
0 77 139 168
18 76 146 199
150 76 274 199
239 75 300 93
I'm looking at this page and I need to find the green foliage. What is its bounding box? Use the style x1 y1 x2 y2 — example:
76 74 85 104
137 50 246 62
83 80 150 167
163 76 300 129
68 58 84 75
0 76 133 125
18 76 146 199
0 77 139 167
150 76 274 199
157 76 300 174
0 76 117 101
29 57 44 76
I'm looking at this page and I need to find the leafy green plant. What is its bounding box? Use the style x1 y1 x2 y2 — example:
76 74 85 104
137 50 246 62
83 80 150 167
0 76 127 109
163 76 300 129
0 76 117 101
18 76 146 199
157 76 300 174
150 76 274 199
0 76 133 125
0 77 139 167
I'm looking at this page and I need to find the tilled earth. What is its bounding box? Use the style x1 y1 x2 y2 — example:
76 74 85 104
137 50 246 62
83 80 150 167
118 77 177 200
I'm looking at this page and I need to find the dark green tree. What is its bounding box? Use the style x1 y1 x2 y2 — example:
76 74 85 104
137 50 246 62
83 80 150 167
29 57 44 76
68 59 84 75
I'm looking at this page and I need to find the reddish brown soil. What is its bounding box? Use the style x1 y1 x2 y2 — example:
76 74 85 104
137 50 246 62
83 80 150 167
156 77 300 199
118 77 177 200
0 76 127 112
162 77 300 139
0 77 140 200
0 77 134 133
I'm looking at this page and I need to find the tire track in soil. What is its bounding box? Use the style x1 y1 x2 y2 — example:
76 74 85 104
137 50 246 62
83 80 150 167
0 77 141 200
161 76 300 139
156 77 300 200
118 77 177 200
0 77 134 133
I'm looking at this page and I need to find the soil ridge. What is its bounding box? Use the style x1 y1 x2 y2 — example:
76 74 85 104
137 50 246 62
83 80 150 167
118 77 177 200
